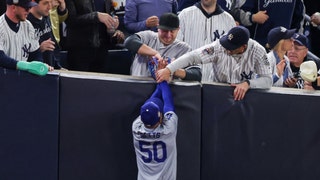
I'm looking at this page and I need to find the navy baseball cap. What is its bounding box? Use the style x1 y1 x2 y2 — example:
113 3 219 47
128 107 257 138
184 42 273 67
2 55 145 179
293 33 308 47
140 98 163 127
6 0 37 9
267 26 295 49
158 13 179 30
219 26 250 50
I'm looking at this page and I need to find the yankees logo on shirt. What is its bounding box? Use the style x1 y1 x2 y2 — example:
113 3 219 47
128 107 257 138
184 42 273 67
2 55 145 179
177 3 236 81
0 14 39 61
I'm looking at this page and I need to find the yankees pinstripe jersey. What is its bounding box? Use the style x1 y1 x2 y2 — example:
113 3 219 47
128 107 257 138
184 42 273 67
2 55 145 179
0 15 40 61
132 111 178 180
131 30 191 77
166 39 272 88
177 3 236 81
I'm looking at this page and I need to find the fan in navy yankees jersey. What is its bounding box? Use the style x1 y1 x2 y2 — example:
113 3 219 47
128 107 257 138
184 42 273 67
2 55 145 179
226 0 305 48
132 81 178 180
0 0 53 75
156 26 272 100
124 13 201 81
216 0 269 26
287 33 320 89
177 0 236 81
28 0 64 69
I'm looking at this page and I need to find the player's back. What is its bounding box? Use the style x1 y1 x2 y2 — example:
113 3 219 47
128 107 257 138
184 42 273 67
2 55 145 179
132 111 178 180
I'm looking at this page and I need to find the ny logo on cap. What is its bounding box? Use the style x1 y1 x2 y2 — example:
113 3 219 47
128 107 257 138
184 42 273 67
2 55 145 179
228 34 234 41
280 26 287 32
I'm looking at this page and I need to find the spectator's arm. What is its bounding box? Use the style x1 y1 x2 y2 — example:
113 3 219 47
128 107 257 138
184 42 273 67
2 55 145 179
124 34 159 57
173 66 201 81
27 48 43 62
0 50 18 69
123 0 148 33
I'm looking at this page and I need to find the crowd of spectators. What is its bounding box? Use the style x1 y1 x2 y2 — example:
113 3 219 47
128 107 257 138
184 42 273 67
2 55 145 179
0 0 320 89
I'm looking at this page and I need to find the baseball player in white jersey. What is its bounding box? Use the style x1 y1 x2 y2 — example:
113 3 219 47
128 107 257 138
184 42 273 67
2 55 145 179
132 81 178 180
156 26 272 100
0 0 53 75
177 0 236 81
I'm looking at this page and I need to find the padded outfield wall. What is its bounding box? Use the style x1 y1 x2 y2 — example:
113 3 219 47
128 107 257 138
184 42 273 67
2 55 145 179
1 68 320 180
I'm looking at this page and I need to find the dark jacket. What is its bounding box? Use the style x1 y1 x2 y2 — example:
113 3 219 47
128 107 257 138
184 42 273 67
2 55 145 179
0 0 6 15
240 0 305 47
65 0 114 48
27 13 62 68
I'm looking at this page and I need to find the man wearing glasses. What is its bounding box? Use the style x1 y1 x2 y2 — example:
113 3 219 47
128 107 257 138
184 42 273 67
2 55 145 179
286 33 320 89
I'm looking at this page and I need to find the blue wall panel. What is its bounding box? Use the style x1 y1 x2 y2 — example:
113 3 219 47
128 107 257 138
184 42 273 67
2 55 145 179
0 68 59 180
58 74 201 180
201 84 320 180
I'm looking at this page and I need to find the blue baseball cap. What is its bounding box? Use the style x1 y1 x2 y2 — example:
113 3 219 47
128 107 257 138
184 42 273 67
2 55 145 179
293 33 308 47
267 26 296 49
219 26 250 50
6 0 38 9
140 98 163 127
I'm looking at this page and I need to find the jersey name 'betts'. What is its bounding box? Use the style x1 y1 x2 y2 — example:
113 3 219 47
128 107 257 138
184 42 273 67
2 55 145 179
132 111 178 180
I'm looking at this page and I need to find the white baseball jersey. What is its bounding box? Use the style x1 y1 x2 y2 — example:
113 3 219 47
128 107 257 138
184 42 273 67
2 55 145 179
267 51 293 87
132 111 178 180
131 30 191 77
177 4 236 81
167 39 272 89
0 14 40 61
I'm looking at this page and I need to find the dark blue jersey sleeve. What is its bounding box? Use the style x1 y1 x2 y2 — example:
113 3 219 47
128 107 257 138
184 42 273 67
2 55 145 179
0 51 18 69
149 83 162 100
28 48 43 62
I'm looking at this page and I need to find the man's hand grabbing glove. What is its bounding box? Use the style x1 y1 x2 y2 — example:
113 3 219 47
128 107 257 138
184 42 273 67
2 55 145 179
148 57 171 80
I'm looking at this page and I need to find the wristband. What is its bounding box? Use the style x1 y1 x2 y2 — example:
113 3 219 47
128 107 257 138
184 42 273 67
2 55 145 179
245 79 250 86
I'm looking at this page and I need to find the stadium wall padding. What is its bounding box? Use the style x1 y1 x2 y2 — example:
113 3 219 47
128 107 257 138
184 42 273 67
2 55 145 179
58 73 201 180
0 69 59 180
1 68 320 180
201 83 320 180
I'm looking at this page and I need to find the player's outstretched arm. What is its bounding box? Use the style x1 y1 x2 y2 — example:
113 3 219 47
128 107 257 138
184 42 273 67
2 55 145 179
0 51 18 69
159 81 174 113
148 83 162 100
